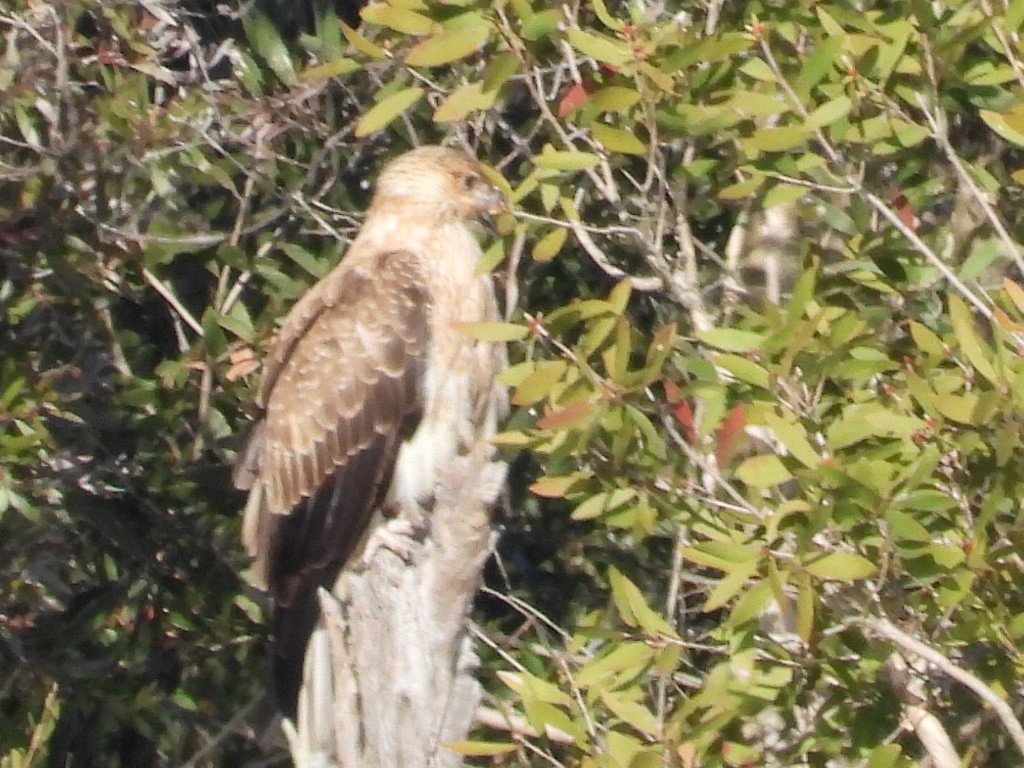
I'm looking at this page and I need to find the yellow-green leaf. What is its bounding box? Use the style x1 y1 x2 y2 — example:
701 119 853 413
405 24 490 66
529 472 589 498
734 454 792 488
589 86 642 112
805 551 877 581
457 320 529 341
534 149 601 171
703 561 758 612
712 353 770 388
355 87 424 136
513 360 567 405
980 108 1024 147
695 328 764 353
806 96 852 128
762 411 820 468
442 741 518 757
591 0 624 30
360 4 437 34
497 671 575 707
242 12 297 85
300 57 361 80
599 690 660 738
743 125 813 153
341 21 388 60
482 51 520 91
949 295 998 383
433 81 497 122
592 123 646 155
608 566 679 638
909 320 945 356
565 28 631 66
532 227 569 261
574 642 655 688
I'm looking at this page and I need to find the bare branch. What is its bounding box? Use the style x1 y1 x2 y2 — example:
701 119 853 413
863 617 1024 759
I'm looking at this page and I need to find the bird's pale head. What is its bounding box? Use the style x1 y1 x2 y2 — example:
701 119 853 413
369 146 506 222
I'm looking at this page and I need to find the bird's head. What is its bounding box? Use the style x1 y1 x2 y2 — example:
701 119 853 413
369 146 506 222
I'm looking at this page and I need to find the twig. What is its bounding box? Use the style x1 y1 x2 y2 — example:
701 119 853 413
142 267 205 337
564 215 664 290
914 92 1024 277
178 694 265 768
475 704 575 745
862 616 1024 759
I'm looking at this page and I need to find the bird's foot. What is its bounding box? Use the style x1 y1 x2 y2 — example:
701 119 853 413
360 517 427 567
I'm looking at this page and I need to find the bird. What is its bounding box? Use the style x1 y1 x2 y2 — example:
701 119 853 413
233 145 508 720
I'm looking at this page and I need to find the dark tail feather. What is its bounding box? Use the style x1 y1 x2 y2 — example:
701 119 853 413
271 585 323 721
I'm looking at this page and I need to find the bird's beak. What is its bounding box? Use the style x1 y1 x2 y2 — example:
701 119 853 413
476 184 507 216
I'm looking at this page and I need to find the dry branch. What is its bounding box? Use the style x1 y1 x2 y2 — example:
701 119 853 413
287 443 507 768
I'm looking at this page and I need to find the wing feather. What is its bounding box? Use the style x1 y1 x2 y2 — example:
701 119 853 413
234 249 430 715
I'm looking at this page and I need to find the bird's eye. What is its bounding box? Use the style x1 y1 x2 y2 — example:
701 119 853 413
462 172 480 190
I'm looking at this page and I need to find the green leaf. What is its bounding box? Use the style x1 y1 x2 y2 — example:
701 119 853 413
532 227 569 261
572 488 635 521
456 320 529 341
866 744 903 768
361 4 437 35
798 34 844 89
529 472 589 498
805 551 877 581
513 360 567 405
742 125 813 153
497 670 575 707
242 11 297 85
695 328 764 353
565 28 631 66
599 690 659 738
734 454 792 488
886 509 931 543
806 96 852 128
442 741 517 757
300 58 361 80
433 81 497 122
405 24 490 67
948 295 998 383
762 411 820 468
482 51 520 91
796 574 814 641
355 87 424 137
574 641 655 688
704 561 758 612
909 320 945 356
590 0 624 30
592 124 646 155
980 108 1024 147
534 149 602 171
608 566 679 638
341 21 388 59
589 86 642 112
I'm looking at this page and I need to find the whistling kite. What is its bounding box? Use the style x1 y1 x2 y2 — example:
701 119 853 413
234 146 507 717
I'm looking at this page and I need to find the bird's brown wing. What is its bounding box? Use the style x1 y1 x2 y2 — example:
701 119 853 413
235 249 430 715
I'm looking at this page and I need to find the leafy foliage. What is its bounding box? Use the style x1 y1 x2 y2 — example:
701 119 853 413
3 0 1024 766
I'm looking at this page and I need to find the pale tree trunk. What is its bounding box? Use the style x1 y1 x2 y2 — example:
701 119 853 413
283 442 506 768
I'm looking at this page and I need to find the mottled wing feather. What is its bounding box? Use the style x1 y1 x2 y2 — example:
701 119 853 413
239 250 430 596
235 249 430 717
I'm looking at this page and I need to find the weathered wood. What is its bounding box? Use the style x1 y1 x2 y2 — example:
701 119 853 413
285 443 506 768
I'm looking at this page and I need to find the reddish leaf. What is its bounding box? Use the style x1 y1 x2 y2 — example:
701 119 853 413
891 190 919 230
715 405 747 468
674 400 697 444
557 81 593 118
536 400 594 430
662 378 682 402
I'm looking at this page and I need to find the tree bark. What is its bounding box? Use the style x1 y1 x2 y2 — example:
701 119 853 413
284 442 506 768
